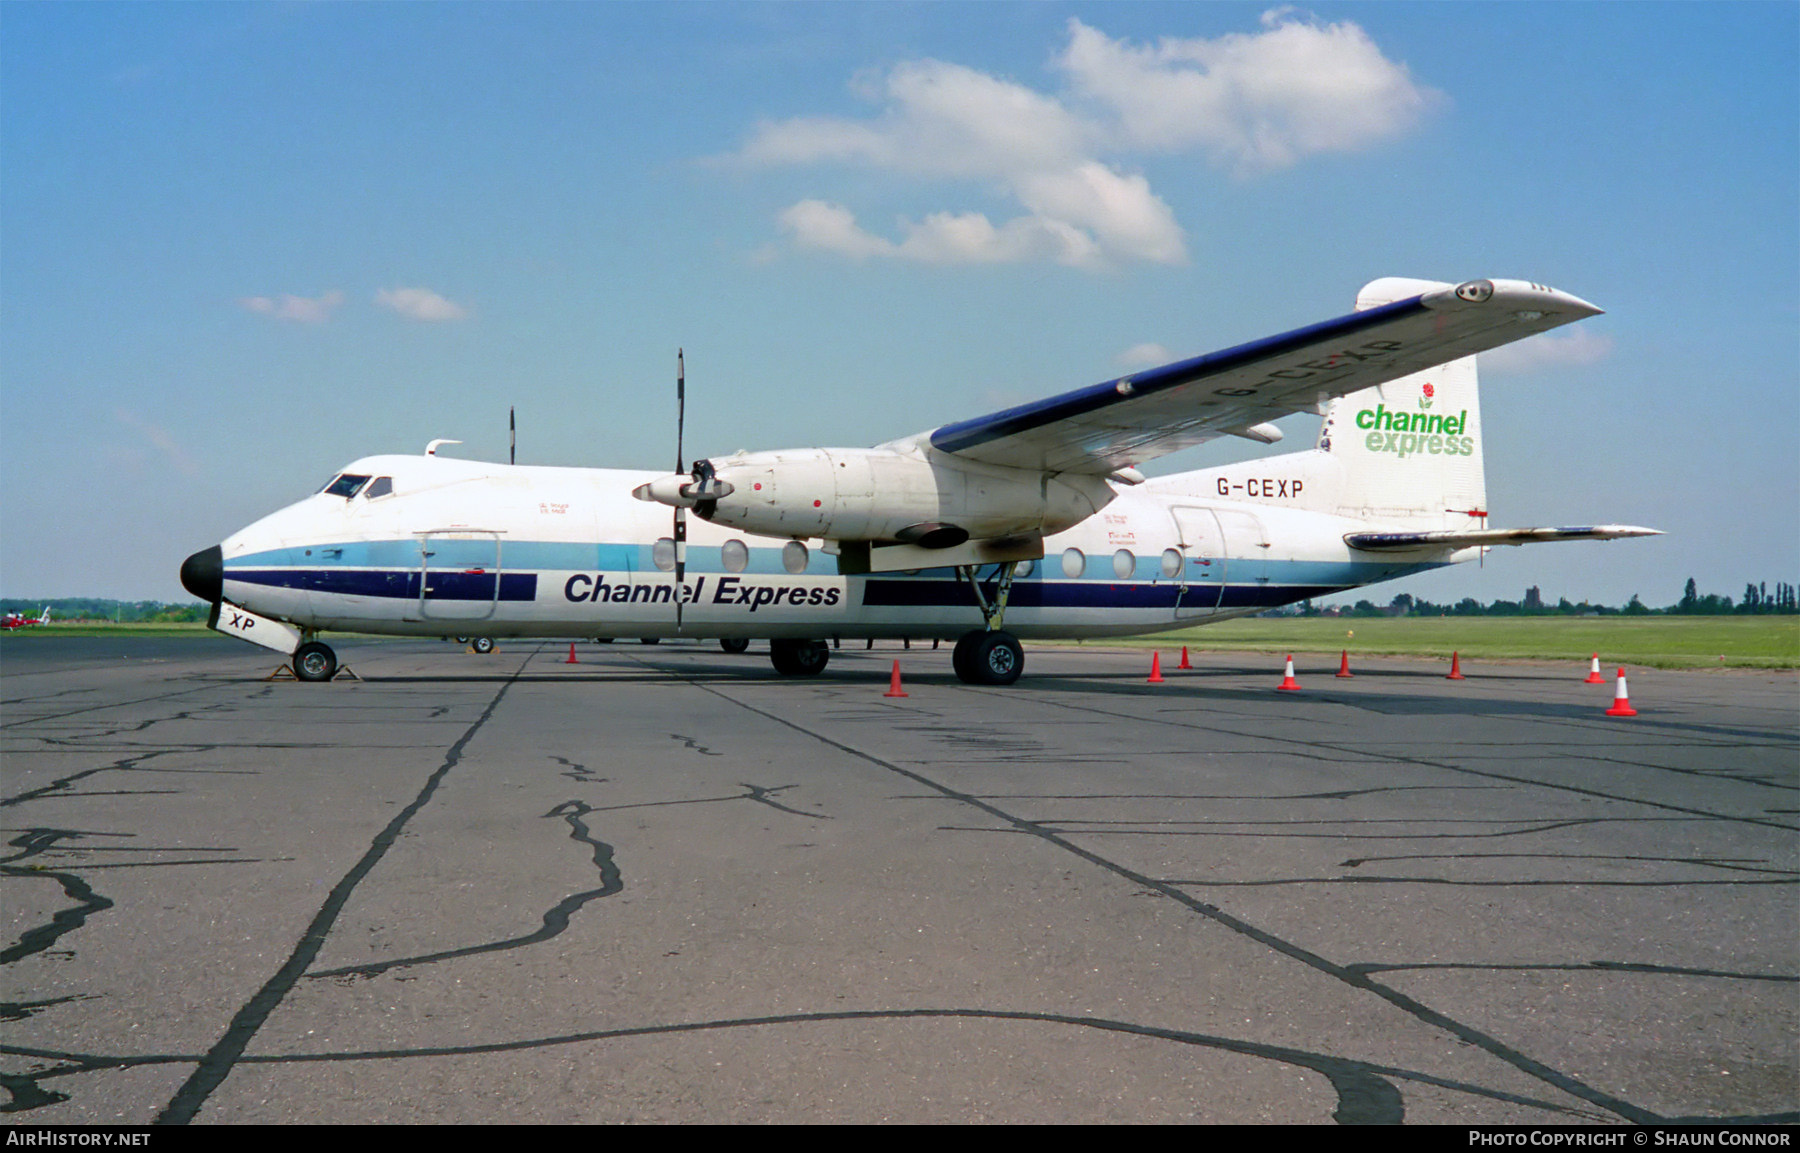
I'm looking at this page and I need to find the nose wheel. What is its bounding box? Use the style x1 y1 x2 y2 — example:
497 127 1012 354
293 641 338 682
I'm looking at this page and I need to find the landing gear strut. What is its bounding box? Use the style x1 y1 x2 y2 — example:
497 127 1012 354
952 563 1025 686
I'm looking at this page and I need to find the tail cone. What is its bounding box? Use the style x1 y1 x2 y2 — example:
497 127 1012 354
1277 654 1301 691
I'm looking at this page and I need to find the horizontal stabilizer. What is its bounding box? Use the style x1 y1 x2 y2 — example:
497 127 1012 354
1345 525 1663 551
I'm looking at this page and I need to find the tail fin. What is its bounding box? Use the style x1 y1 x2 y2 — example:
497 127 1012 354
1312 278 1487 529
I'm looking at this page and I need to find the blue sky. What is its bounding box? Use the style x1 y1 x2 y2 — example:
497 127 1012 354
3 2 1795 605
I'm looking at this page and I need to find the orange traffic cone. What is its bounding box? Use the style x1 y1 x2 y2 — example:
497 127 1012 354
1177 646 1192 670
1336 649 1353 678
1584 653 1605 684
565 642 579 664
1605 668 1637 717
1147 652 1165 683
1277 654 1301 691
884 660 908 698
1447 651 1466 680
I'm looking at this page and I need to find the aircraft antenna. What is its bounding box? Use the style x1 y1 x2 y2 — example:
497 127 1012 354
510 406 516 465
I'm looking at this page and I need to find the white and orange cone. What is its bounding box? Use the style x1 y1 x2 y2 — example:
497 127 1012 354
1584 653 1605 684
1277 654 1301 691
1605 668 1637 717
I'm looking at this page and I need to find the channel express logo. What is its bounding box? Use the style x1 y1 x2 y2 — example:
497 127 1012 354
564 573 842 612
1354 382 1473 459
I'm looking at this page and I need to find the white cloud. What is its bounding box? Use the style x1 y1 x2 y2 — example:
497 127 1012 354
114 408 199 475
737 13 1436 270
1116 342 1176 368
1481 328 1615 375
375 287 469 322
1056 13 1442 175
240 290 344 324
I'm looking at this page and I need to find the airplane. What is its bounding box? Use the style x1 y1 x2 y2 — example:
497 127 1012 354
1 607 51 630
179 277 1658 685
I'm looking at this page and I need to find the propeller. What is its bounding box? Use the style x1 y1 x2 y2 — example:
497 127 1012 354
510 406 516 466
674 350 687 632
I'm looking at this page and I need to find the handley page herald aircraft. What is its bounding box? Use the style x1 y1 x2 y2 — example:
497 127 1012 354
180 277 1658 684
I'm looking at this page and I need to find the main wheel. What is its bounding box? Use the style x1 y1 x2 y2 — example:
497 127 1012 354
471 636 495 654
719 637 751 654
293 641 338 682
769 638 830 676
954 630 1024 686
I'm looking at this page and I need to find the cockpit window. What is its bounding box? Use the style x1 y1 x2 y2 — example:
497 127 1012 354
365 476 394 499
323 473 371 499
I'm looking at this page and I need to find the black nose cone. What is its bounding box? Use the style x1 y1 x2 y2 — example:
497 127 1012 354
180 545 223 603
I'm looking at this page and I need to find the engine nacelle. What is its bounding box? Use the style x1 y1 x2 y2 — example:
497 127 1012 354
662 446 1115 543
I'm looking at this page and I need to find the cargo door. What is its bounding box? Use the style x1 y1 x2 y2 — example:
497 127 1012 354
418 530 502 621
1170 507 1226 619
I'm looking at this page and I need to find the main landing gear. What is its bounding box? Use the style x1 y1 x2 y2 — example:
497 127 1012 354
950 562 1024 686
769 638 830 676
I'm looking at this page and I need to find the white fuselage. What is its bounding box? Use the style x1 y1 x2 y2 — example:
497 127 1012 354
214 453 1452 641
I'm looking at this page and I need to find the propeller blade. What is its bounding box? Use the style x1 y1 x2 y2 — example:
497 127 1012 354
674 350 687 633
510 406 516 466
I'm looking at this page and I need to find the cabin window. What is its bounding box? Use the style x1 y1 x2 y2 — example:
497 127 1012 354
1061 548 1085 579
721 539 749 573
1161 548 1183 579
782 541 809 574
323 473 371 499
364 476 394 499
1112 549 1136 580
652 538 677 571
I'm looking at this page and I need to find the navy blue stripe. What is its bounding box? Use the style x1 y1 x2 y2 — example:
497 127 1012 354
861 580 1347 611
229 569 538 602
930 296 1428 454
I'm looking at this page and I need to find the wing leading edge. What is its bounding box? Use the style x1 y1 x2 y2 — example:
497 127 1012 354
1344 526 1663 551
924 279 1601 475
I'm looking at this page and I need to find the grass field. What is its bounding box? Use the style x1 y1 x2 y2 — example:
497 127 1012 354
1120 615 1800 670
6 616 1798 670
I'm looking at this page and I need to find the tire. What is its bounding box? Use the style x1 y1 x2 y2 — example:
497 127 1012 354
955 631 1023 686
951 632 983 683
639 637 660 646
719 637 751 654
769 638 830 676
471 636 495 654
293 641 337 682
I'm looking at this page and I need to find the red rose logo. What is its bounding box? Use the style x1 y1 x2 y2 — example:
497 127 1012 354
1423 383 1435 398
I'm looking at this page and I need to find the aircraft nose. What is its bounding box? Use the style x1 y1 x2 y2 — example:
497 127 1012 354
180 545 223 602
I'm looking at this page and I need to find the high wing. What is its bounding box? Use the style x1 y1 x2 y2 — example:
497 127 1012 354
924 278 1600 474
1345 526 1663 551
